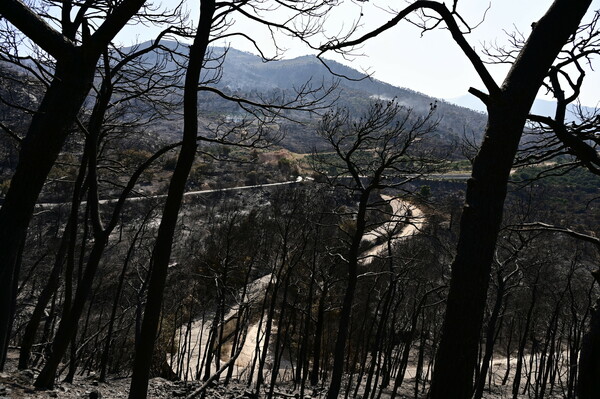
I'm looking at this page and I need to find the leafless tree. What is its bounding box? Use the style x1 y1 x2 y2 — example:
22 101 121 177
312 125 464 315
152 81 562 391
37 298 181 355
319 1 595 398
313 99 440 399
129 0 337 396
0 0 182 369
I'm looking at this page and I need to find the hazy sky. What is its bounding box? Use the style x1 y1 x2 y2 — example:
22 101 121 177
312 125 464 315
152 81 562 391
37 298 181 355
320 0 600 107
119 0 600 107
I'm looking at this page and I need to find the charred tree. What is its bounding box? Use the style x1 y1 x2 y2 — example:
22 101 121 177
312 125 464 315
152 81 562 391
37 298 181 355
320 1 593 396
0 0 148 367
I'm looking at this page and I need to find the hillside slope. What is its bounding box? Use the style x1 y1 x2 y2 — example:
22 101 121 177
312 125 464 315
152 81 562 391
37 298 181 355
208 46 487 152
134 41 487 153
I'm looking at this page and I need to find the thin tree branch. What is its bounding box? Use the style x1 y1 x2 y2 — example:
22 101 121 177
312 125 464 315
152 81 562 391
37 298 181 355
319 0 499 96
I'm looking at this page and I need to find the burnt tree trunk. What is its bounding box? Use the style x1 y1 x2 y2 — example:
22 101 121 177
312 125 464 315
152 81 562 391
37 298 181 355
512 271 540 399
99 208 154 382
473 271 508 399
127 2 215 397
18 154 87 370
310 282 328 386
327 190 371 399
0 0 146 368
429 2 592 398
578 271 600 399
0 57 94 368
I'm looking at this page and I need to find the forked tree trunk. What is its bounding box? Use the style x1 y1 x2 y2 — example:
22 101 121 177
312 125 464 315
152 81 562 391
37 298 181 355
0 0 146 368
429 2 592 398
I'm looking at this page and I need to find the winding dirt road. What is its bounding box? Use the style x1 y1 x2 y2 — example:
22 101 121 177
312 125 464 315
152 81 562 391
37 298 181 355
360 195 425 265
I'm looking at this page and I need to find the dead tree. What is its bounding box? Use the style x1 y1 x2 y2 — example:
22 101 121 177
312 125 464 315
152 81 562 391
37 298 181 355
0 0 168 369
16 33 180 373
313 99 439 399
320 2 594 397
127 0 216 395
129 0 337 395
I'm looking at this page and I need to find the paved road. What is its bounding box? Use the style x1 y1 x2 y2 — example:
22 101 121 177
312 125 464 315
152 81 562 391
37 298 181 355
35 176 309 209
33 172 467 210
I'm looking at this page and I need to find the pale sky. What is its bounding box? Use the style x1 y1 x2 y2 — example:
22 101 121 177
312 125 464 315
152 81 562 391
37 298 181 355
321 0 600 107
118 0 600 108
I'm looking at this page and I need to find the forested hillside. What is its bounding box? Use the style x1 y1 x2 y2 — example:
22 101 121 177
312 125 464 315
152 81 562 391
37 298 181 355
113 41 488 153
203 46 487 152
0 1 599 399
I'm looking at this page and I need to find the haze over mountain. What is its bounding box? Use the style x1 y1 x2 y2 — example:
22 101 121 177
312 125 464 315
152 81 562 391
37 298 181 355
206 46 488 149
449 93 598 119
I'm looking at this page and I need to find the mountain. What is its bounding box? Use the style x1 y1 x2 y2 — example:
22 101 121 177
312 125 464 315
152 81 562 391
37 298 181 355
211 47 488 150
2 41 488 155
134 41 487 153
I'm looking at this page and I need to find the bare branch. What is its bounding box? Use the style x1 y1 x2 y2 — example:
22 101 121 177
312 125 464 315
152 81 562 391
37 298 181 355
510 222 600 248
0 121 22 143
320 1 499 96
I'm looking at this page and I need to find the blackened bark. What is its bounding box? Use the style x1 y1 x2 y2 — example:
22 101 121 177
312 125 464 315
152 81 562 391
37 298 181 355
33 54 175 389
414 323 427 399
512 271 540 399
310 283 328 386
127 1 215 397
429 2 592 398
362 283 394 399
224 259 254 385
18 139 89 371
18 246 65 370
473 274 507 399
35 239 108 388
49 114 173 392
19 222 71 369
501 317 514 386
327 190 370 399
0 57 93 368
0 0 146 368
297 242 316 396
578 272 600 399
255 267 283 393
99 208 154 382
267 276 291 399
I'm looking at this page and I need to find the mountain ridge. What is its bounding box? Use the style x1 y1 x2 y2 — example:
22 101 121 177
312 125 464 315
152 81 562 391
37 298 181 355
134 41 488 152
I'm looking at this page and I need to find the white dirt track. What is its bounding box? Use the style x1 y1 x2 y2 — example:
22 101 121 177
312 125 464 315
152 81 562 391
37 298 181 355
360 195 425 265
